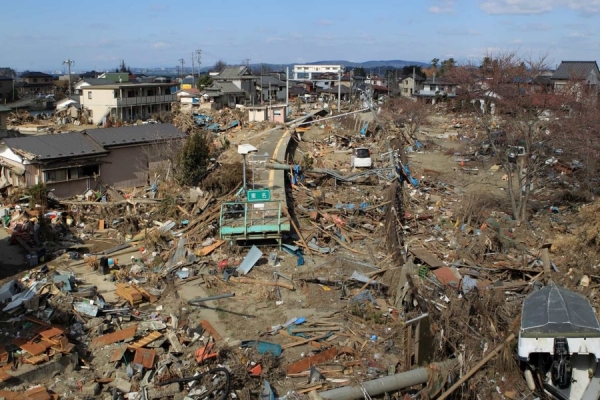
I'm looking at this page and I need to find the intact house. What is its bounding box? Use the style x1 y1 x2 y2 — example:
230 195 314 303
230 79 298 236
415 78 457 103
365 75 388 88
79 81 177 125
0 76 14 101
16 72 55 95
0 124 186 198
400 75 425 97
256 75 286 103
551 61 600 95
200 82 246 109
208 66 257 105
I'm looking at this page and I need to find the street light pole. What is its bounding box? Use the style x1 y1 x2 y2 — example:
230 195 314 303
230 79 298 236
63 59 74 96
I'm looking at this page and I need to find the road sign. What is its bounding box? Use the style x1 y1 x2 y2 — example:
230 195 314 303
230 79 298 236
247 189 271 202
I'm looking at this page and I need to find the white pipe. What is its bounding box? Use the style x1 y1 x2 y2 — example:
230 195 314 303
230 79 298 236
319 360 457 400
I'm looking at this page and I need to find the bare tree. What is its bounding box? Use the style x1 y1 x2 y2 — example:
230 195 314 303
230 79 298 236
448 51 582 221
212 60 227 73
380 97 430 145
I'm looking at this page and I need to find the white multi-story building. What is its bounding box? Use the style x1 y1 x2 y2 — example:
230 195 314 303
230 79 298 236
79 82 177 125
293 65 343 80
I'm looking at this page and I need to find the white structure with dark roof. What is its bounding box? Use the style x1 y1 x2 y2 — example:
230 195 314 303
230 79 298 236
551 61 600 93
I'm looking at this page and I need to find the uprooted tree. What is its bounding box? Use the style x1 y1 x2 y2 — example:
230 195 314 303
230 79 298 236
448 51 598 221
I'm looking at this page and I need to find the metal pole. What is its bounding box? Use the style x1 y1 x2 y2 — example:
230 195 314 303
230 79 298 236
286 67 289 109
337 70 341 112
242 154 247 191
191 52 195 88
320 360 457 400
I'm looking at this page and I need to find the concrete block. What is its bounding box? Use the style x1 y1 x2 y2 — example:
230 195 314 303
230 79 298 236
147 382 180 399
83 381 101 396
109 377 132 393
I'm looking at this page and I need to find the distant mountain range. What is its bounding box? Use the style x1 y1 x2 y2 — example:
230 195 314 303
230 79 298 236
43 59 429 77
300 60 429 68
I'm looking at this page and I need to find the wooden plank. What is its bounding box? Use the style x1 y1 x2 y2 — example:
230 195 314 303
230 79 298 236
409 247 444 268
135 286 158 303
39 327 64 340
194 240 225 256
200 320 222 341
19 342 47 356
127 331 163 350
286 347 338 374
133 348 156 369
281 334 329 350
90 325 138 349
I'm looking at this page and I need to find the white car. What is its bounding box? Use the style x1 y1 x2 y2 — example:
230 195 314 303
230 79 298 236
351 147 372 168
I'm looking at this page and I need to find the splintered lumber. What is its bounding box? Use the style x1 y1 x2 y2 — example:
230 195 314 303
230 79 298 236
134 285 158 303
437 334 516 400
200 320 222 341
228 276 295 290
195 240 225 256
90 325 138 349
287 347 338 374
309 221 367 255
127 331 163 350
281 334 329 350
115 283 143 307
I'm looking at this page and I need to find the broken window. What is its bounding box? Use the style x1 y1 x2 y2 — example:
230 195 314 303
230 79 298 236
44 169 67 182
33 78 38 83
88 91 92 99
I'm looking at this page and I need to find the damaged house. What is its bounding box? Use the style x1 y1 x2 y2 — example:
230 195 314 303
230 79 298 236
0 124 186 198
200 66 257 108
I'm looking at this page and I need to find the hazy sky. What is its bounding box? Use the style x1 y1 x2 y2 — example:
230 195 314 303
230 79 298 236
2 0 599 72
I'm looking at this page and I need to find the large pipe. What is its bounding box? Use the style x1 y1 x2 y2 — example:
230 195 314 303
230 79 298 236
319 360 457 400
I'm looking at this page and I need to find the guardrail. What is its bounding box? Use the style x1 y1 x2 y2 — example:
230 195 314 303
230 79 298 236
219 200 287 239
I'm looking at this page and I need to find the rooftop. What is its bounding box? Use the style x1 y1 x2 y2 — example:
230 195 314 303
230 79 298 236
551 61 600 80
213 66 255 80
0 105 11 113
20 71 53 78
85 123 186 147
3 132 107 161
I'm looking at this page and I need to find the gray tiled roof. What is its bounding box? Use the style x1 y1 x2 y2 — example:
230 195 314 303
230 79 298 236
3 132 107 160
85 123 186 147
219 82 245 94
258 75 285 87
213 66 255 80
551 61 600 80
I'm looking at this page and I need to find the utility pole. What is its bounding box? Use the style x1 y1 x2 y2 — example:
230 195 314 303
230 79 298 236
63 59 75 96
191 52 195 88
260 64 263 104
196 49 202 87
179 58 185 86
337 70 341 113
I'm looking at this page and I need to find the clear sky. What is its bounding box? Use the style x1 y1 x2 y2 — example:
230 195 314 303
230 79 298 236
1 0 599 72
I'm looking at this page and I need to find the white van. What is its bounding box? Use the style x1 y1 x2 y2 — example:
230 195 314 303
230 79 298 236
351 147 372 168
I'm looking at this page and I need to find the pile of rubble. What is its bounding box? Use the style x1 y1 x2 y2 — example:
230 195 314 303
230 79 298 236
0 104 599 400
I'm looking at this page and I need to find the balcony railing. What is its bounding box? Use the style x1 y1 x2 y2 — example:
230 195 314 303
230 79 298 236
116 94 177 107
